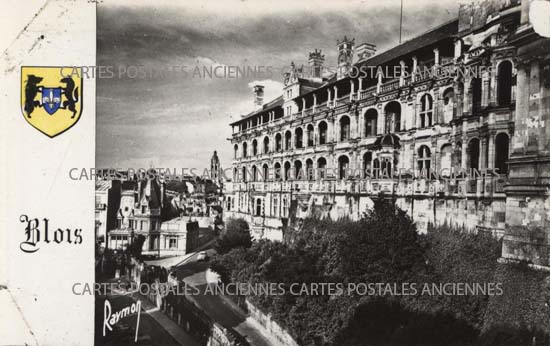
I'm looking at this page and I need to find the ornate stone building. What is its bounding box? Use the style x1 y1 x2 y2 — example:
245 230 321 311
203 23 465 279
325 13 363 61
108 178 166 252
224 0 550 267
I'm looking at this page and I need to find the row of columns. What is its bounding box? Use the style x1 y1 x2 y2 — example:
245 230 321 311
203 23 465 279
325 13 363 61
459 134 498 170
236 130 509 183
238 88 464 160
238 48 446 134
238 110 278 132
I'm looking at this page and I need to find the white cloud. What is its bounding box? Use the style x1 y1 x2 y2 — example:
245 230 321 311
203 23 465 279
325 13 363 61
248 79 284 101
226 79 284 117
530 1 550 38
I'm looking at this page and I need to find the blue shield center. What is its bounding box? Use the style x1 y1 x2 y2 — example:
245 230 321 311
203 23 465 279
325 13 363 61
42 87 62 115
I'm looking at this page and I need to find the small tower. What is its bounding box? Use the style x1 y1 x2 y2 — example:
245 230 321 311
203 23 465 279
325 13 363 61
210 150 221 183
337 36 355 79
308 49 325 78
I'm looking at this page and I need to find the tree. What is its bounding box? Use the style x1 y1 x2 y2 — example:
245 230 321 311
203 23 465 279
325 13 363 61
225 218 250 234
336 198 426 284
206 200 533 346
214 218 252 254
127 235 146 259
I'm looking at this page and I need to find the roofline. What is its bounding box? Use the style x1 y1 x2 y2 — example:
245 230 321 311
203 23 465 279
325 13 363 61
230 18 459 127
292 18 459 101
230 96 283 126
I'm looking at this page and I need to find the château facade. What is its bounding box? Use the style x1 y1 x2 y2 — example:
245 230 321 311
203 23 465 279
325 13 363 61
224 0 550 267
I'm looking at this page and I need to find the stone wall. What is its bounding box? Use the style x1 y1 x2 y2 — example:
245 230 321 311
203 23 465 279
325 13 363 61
208 322 250 346
503 33 550 267
245 299 299 346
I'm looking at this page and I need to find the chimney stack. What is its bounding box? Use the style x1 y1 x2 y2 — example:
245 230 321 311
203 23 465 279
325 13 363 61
308 49 325 78
355 43 377 62
337 36 355 79
253 85 264 108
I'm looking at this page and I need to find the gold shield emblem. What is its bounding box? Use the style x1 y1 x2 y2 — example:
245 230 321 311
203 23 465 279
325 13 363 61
21 66 83 138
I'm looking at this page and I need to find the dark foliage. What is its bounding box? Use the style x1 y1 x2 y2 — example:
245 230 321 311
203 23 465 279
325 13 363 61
481 262 550 346
337 298 478 346
126 234 146 259
336 200 427 284
214 218 252 254
210 200 547 346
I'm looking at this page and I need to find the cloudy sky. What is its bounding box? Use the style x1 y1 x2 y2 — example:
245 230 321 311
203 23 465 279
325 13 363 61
97 0 458 172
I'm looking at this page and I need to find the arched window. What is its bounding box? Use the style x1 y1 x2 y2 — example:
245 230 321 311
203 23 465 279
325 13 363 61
241 166 247 182
381 158 392 178
420 94 433 128
294 160 303 180
284 161 292 181
274 162 282 181
495 133 510 175
443 88 454 122
262 164 269 181
275 133 282 152
233 167 238 181
295 128 303 149
307 125 314 146
234 144 239 159
318 121 328 144
317 157 327 179
340 116 350 141
471 77 482 112
251 165 258 181
373 158 380 178
468 138 480 170
306 159 314 180
242 142 248 158
385 101 401 132
365 109 378 137
363 152 372 178
440 144 452 177
497 61 513 105
418 145 432 175
285 131 292 150
252 139 258 156
338 155 349 179
263 136 270 154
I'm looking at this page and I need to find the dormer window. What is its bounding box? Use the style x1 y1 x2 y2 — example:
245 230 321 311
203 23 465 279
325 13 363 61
286 89 293 99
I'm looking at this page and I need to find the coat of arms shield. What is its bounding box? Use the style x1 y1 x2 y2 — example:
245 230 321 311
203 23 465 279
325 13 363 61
21 66 83 138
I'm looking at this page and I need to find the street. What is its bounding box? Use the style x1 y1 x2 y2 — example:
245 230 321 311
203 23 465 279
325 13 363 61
170 249 280 346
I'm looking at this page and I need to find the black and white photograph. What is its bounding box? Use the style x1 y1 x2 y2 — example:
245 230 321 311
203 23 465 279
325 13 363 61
91 1 550 345
2 0 550 345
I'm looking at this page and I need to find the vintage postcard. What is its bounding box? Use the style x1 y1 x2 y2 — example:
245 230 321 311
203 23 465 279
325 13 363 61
2 0 550 345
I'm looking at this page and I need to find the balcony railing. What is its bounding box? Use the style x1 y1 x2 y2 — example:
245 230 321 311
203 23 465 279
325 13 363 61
232 61 464 137
226 175 508 197
379 80 400 93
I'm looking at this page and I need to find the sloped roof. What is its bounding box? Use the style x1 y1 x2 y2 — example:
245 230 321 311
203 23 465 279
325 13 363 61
139 178 163 209
231 19 458 126
372 133 401 149
357 19 458 68
230 96 284 126
298 78 324 88
95 180 112 192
